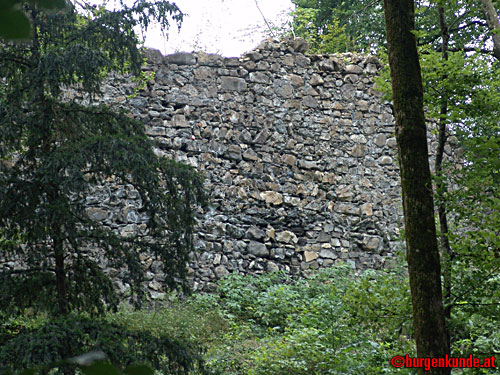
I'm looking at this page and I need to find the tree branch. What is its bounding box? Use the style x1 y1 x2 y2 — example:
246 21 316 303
418 20 488 47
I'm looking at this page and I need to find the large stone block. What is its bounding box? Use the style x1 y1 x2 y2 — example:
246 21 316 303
165 52 197 65
221 76 247 92
248 241 269 257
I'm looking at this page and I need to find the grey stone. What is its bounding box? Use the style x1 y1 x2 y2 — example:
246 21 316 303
246 51 263 61
309 74 324 86
194 67 214 80
379 156 393 165
302 95 318 108
289 37 309 53
304 251 319 262
215 265 229 278
351 144 365 157
266 261 280 272
295 54 310 67
172 114 188 127
282 154 297 166
243 148 259 161
248 241 269 257
386 137 397 148
41 37 459 296
341 84 356 99
198 53 223 66
319 249 337 259
317 232 331 243
247 226 266 240
345 64 363 74
362 236 381 251
86 207 108 221
221 76 247 92
144 48 163 65
276 230 298 244
260 191 283 205
318 58 339 71
165 52 197 65
273 79 293 98
289 74 305 87
249 72 271 84
253 127 268 144
226 145 242 161
375 134 386 147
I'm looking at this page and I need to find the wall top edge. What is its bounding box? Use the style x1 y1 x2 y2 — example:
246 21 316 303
142 37 383 73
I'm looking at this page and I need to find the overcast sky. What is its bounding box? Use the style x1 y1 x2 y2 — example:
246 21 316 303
141 0 294 57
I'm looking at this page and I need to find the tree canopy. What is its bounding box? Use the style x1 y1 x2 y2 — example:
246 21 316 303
290 0 500 57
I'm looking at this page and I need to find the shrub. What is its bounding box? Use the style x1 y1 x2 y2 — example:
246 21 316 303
208 265 415 375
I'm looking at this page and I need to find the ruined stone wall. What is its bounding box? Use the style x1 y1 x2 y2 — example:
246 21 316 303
74 36 469 298
89 37 417 294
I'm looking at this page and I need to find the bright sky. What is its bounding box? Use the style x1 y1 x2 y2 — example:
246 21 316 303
142 0 295 57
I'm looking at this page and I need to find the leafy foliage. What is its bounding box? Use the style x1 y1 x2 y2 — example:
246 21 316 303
417 22 500 365
290 0 386 53
208 266 415 375
374 0 500 361
0 0 65 40
289 0 496 56
290 7 351 53
4 267 498 374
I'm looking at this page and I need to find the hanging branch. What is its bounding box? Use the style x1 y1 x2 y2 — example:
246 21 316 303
254 0 276 38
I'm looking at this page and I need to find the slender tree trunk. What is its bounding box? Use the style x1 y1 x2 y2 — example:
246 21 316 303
436 6 454 346
479 0 500 62
54 223 69 315
51 197 74 375
383 1 450 373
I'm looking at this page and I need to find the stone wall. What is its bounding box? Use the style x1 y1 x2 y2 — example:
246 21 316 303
90 38 455 294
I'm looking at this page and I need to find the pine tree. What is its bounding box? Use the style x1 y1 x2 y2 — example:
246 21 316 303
0 0 206 317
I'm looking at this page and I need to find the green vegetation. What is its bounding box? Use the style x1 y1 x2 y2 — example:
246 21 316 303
0 0 203 314
289 0 386 53
3 267 499 374
1 0 205 373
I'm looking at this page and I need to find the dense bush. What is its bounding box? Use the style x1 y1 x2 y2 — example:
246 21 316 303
206 265 416 375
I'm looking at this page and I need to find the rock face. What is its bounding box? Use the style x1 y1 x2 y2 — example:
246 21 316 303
49 37 454 295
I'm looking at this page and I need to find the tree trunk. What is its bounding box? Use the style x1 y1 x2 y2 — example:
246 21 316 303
54 224 69 316
436 6 454 347
51 194 74 373
383 1 450 374
479 0 500 62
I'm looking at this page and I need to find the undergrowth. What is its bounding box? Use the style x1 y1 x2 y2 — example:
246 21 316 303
2 264 499 374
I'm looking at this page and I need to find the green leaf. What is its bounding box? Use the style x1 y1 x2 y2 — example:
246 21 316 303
123 364 154 375
0 9 31 40
20 369 36 375
80 362 121 375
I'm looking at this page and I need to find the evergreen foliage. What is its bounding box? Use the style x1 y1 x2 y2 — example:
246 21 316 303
0 313 206 374
206 267 415 375
0 0 205 317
